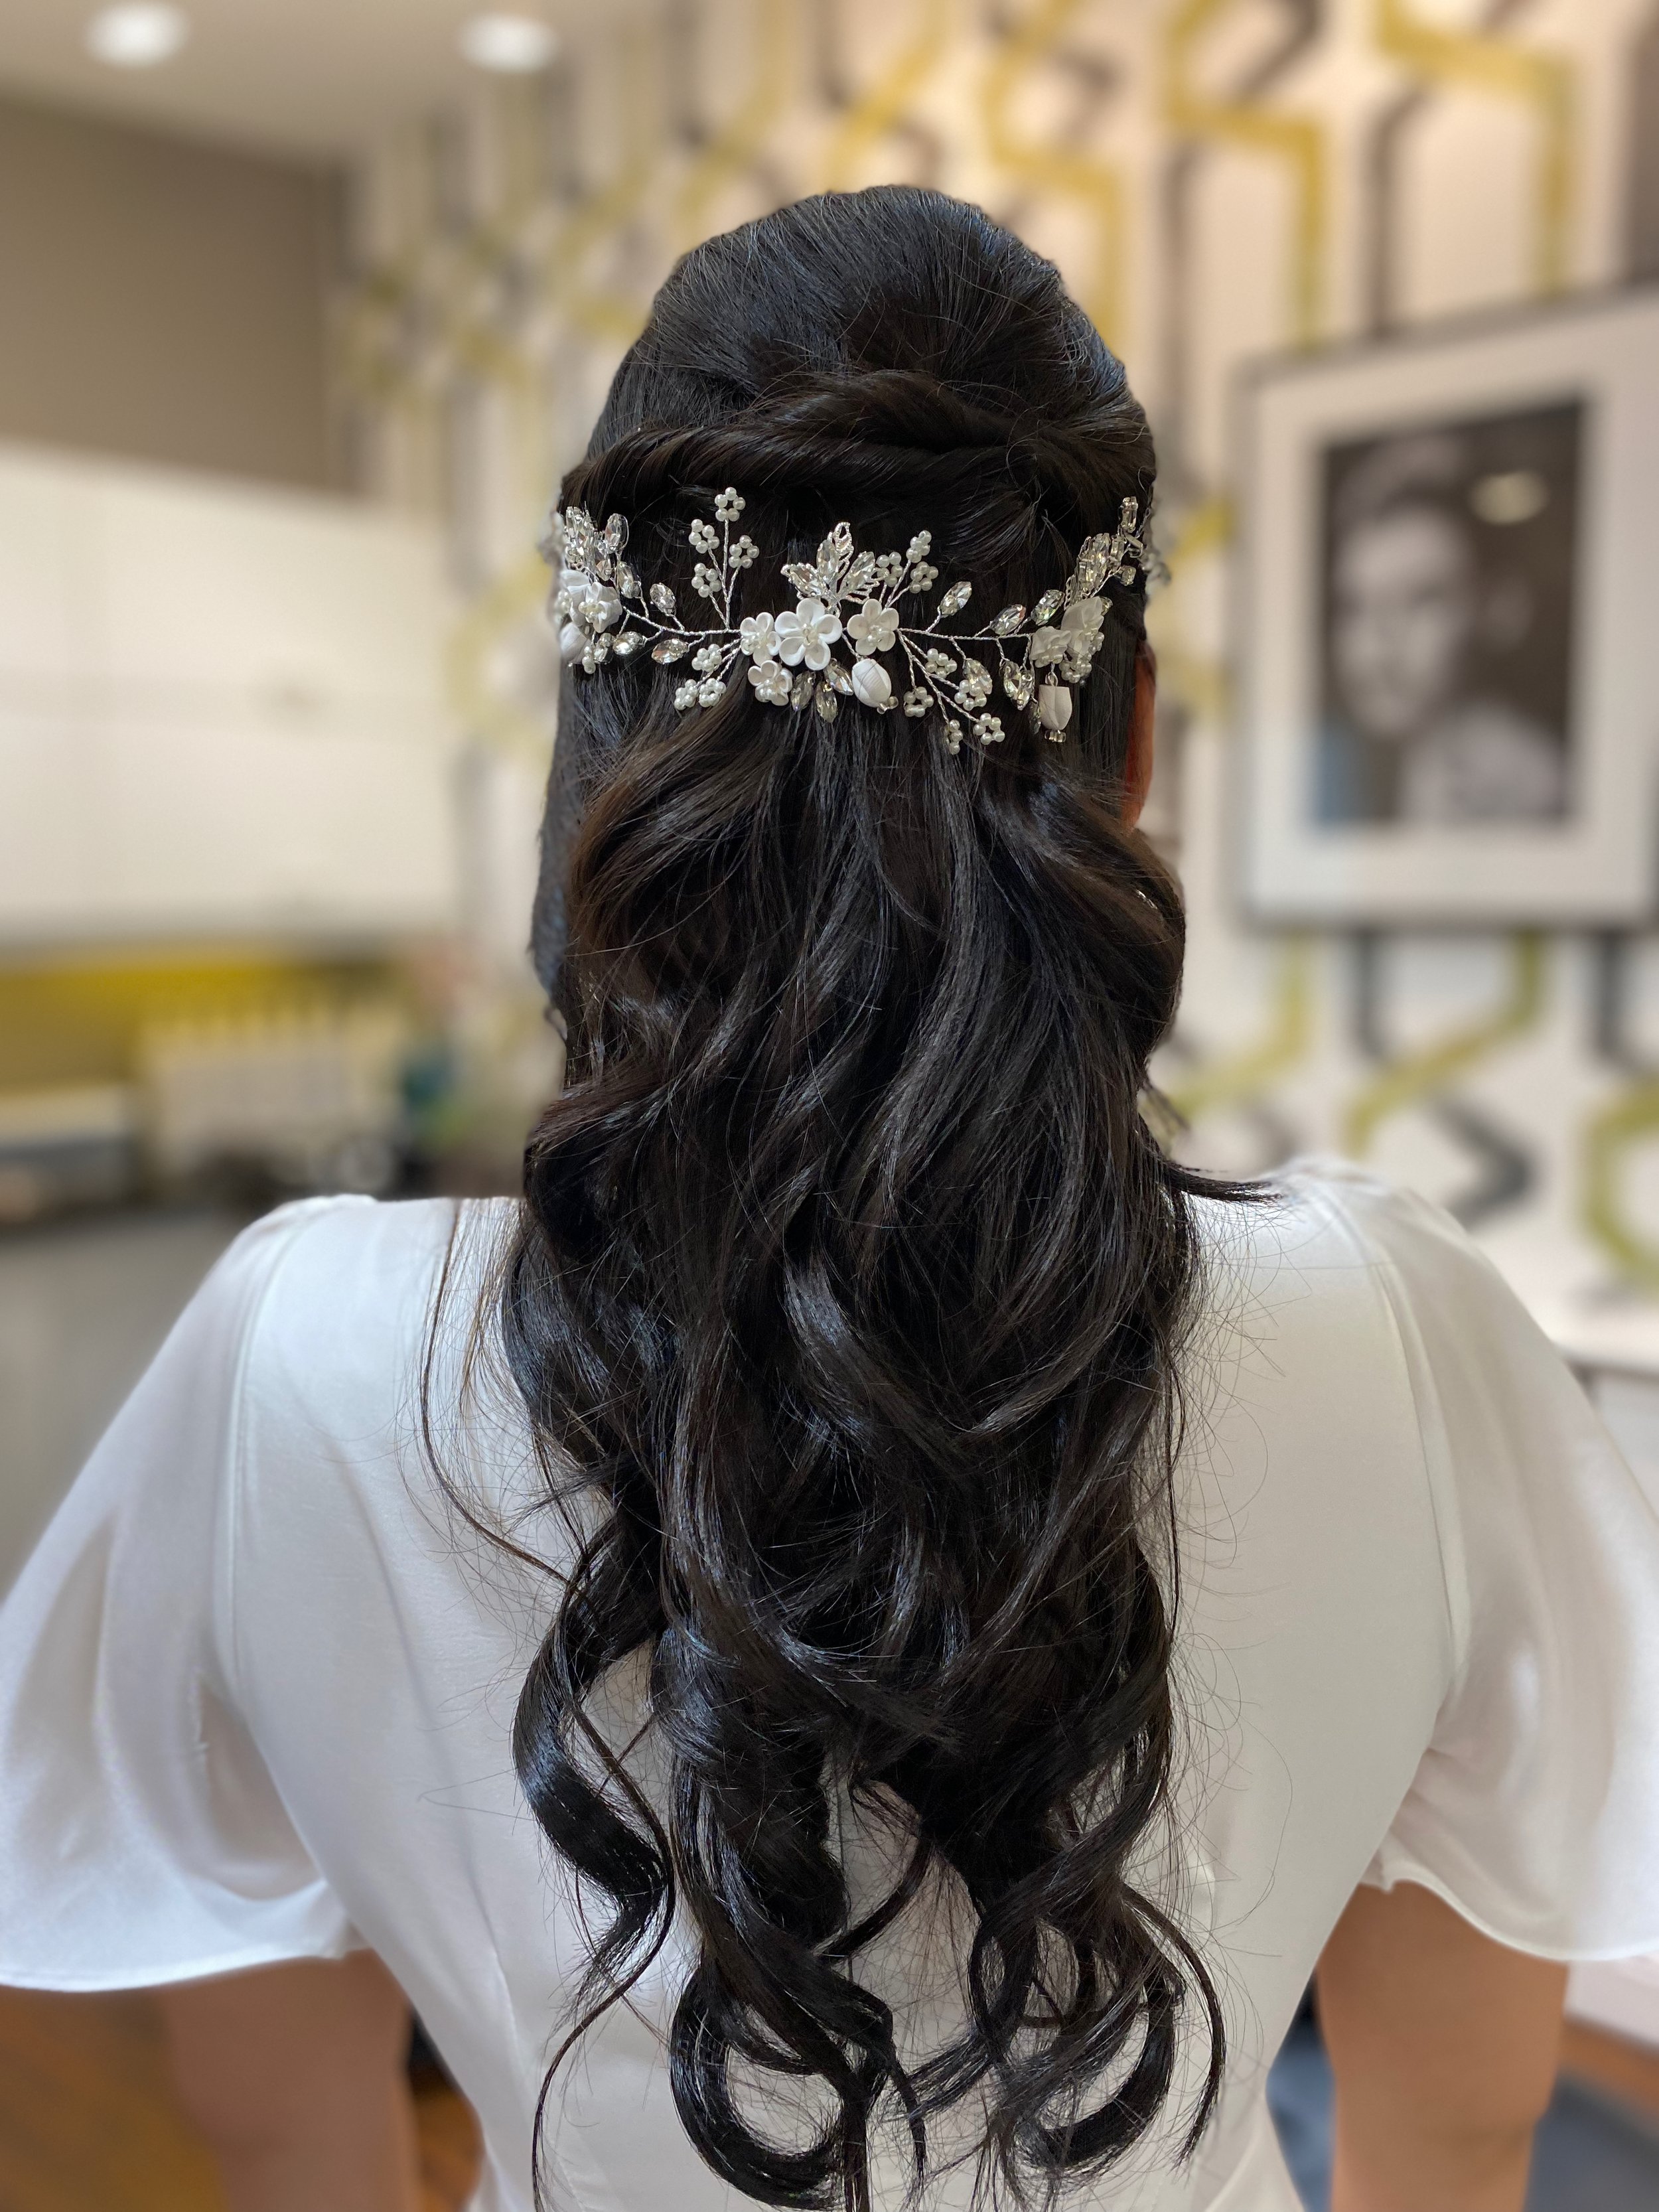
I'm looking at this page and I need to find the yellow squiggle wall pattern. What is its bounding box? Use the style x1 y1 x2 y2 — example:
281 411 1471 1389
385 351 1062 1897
1333 4 1570 1202
336 0 1659 1300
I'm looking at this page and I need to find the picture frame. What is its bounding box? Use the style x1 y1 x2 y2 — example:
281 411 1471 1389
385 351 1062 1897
1235 287 1659 925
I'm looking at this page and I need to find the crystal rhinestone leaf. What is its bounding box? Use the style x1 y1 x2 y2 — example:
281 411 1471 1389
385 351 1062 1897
1000 660 1034 707
612 632 648 656
936 581 972 619
603 514 628 552
822 661 852 695
990 605 1026 636
783 561 819 596
1033 589 1064 624
651 638 689 663
844 551 877 595
649 582 676 615
790 670 816 710
616 563 639 597
815 685 839 722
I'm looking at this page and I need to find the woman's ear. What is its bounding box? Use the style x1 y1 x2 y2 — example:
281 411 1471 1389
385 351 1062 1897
1122 641 1157 826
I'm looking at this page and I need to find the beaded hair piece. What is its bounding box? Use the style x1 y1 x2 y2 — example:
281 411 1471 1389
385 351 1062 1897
545 488 1149 752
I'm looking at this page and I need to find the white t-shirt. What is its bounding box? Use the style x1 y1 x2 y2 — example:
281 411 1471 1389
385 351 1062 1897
2 1161 1658 2212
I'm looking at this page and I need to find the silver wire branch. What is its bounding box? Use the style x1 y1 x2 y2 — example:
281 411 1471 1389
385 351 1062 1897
545 487 1149 751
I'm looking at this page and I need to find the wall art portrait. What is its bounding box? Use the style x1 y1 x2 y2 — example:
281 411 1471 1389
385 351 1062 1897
1236 289 1659 924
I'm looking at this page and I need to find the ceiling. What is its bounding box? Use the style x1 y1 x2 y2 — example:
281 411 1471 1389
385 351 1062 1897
0 0 597 163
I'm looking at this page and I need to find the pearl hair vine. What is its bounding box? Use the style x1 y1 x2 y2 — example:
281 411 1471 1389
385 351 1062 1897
544 487 1150 752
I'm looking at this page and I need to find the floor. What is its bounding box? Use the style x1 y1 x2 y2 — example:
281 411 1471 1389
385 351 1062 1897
0 1984 482 2212
1267 2008 1659 2211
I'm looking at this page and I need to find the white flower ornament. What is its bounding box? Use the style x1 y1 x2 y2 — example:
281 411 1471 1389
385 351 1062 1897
774 597 842 670
749 661 792 705
852 660 893 709
543 485 1149 750
739 613 778 662
847 599 900 657
581 582 622 631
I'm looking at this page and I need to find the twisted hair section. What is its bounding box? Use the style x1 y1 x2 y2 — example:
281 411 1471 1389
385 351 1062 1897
496 187 1234 2209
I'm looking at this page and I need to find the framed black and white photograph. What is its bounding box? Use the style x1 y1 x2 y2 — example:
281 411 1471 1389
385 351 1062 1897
1237 289 1659 924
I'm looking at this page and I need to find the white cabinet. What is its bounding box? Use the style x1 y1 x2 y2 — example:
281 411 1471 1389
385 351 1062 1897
92 472 445 715
96 708 457 936
0 711 102 928
0 444 461 942
0 455 91 685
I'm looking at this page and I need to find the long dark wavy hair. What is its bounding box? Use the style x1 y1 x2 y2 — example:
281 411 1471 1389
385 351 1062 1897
496 186 1231 2211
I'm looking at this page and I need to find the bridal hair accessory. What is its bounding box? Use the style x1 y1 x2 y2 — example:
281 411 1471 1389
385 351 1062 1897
545 488 1149 751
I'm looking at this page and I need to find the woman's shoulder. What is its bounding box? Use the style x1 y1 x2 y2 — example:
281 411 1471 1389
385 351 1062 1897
1183 1156 1552 1474
239 1188 518 1272
224 1189 516 1325
1189 1152 1503 1302
1185 1150 1504 1291
214 1192 520 1444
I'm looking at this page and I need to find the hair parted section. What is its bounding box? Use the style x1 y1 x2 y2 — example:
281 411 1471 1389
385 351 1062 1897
500 186 1234 2210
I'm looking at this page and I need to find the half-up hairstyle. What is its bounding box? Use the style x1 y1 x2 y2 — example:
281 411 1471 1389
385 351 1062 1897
501 185 1232 2210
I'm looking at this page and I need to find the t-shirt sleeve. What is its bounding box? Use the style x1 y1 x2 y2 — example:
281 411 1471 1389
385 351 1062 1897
1325 1165 1659 1960
0 1202 360 1990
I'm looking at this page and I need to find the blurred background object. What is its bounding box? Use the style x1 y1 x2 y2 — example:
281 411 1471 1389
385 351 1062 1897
3 1 1659 2203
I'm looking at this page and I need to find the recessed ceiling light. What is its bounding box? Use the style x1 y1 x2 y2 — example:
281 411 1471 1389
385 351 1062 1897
84 3 190 68
458 13 559 73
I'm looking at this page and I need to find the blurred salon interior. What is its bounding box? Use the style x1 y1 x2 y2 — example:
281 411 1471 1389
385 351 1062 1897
2 3 1659 2207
